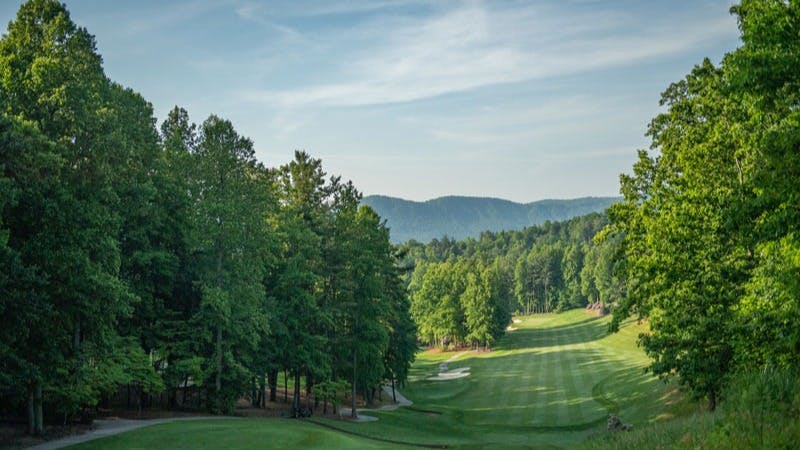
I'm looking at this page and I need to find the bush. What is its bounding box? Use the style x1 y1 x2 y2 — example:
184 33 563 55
708 366 800 449
578 366 800 449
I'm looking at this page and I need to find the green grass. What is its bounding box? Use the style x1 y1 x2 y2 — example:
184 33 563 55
70 309 690 449
69 419 404 449
317 310 686 449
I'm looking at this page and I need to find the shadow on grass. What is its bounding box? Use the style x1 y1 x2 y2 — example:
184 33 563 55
500 315 610 350
306 419 448 448
365 311 667 448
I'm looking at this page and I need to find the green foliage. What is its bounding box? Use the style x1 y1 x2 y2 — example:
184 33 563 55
736 235 800 368
606 0 800 409
0 0 156 424
405 212 618 348
0 1 416 428
311 379 351 408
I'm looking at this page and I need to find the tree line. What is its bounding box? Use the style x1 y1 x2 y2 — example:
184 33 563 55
400 212 624 348
606 0 800 410
0 0 416 434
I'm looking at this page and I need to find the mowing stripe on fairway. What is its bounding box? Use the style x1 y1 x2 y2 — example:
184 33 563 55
306 419 447 448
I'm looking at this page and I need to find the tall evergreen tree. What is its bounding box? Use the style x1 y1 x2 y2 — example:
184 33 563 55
189 115 272 413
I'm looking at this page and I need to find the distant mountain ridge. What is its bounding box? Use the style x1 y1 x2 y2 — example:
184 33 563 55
361 195 620 243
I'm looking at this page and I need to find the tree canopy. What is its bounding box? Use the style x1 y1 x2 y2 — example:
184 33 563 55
0 0 415 432
606 0 800 409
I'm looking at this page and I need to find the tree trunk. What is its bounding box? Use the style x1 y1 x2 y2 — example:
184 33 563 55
182 377 188 407
251 376 258 407
709 389 717 411
34 382 43 435
259 374 266 408
168 384 177 409
392 377 397 403
215 324 222 412
306 371 313 405
284 370 288 403
268 369 277 402
351 350 358 419
73 320 81 354
214 235 223 413
292 371 301 416
27 390 35 435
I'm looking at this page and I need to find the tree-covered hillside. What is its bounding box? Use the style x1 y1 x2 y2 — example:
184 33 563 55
0 1 416 433
400 212 624 348
362 195 619 243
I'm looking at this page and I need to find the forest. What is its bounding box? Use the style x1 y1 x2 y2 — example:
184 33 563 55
400 213 623 348
0 0 417 434
604 0 800 411
361 195 618 243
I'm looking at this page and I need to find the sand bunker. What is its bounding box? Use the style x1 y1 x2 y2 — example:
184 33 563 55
427 366 471 381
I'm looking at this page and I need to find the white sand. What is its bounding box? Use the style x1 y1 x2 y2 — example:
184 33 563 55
427 366 471 381
338 385 414 421
444 351 468 363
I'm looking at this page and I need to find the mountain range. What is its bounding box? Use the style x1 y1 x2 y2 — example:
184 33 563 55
361 195 620 243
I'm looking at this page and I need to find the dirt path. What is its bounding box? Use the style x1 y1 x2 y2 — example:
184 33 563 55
28 416 226 450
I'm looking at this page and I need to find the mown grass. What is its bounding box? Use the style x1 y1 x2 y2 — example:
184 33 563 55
70 309 691 449
69 418 404 450
313 310 687 449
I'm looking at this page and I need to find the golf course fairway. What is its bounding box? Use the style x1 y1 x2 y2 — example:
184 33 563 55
70 310 685 449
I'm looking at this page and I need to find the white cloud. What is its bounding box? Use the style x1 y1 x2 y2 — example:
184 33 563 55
236 1 737 107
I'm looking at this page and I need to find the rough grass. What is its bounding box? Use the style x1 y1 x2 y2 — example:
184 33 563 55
69 309 689 449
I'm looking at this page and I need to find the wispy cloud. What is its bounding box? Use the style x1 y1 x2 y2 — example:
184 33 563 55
236 1 737 107
112 0 233 35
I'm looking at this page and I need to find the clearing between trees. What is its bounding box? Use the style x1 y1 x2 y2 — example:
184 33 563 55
68 309 685 449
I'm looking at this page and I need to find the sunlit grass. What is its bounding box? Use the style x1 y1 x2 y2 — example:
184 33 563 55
70 309 690 449
314 309 687 448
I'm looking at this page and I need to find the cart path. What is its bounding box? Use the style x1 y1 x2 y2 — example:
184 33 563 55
28 416 226 450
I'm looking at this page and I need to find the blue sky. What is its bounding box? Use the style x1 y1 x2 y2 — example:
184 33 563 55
0 0 741 202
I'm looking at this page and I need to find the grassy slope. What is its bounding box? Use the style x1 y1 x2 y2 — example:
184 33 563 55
316 310 688 449
70 310 688 449
69 419 403 450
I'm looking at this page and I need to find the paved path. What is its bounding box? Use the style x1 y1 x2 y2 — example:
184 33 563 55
444 351 469 363
337 385 413 422
29 416 224 450
28 387 413 447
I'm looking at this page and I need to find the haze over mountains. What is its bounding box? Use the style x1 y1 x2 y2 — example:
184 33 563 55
362 195 619 243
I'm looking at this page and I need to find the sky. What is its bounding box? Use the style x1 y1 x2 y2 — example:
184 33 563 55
0 0 741 203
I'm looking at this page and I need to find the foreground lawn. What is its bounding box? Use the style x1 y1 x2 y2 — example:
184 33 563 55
71 310 687 449
69 418 402 450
